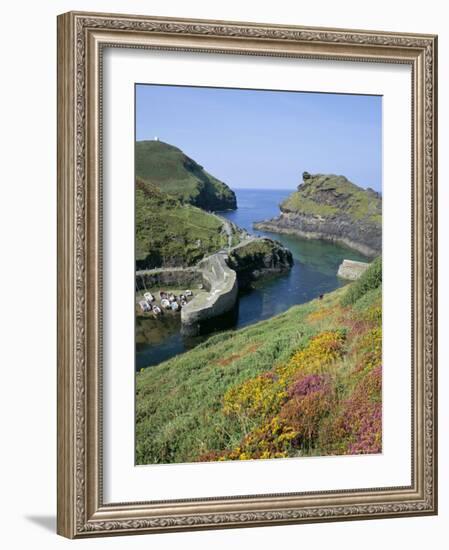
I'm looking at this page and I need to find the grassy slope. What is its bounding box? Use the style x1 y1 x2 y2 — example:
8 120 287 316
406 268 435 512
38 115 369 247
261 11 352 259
135 140 236 210
136 179 230 269
281 174 382 225
136 259 382 464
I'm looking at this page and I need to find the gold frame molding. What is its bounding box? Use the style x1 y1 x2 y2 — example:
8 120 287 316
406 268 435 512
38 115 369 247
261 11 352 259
57 11 438 539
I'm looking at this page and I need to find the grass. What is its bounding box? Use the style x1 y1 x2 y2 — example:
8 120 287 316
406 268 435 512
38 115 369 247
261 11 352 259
341 256 382 306
136 259 382 464
231 239 278 257
228 238 288 269
135 140 236 211
136 180 230 269
281 174 382 225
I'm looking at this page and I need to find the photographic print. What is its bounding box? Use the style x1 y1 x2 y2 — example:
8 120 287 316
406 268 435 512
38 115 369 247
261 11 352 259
135 85 382 465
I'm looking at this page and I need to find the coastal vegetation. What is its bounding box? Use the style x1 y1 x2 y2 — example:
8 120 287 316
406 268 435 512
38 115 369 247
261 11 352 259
136 140 237 211
282 173 382 225
134 141 382 464
136 179 239 269
254 173 382 257
136 257 382 464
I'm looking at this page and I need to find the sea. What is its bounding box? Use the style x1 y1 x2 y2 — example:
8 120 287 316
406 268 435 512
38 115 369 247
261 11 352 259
136 188 368 370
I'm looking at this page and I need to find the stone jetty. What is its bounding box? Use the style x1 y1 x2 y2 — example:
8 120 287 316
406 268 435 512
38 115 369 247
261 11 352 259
136 237 292 335
181 252 238 334
337 259 370 280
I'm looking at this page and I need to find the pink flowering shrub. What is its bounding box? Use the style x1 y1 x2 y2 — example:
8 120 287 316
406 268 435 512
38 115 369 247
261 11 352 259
320 365 382 455
196 278 382 462
279 377 334 449
287 374 328 398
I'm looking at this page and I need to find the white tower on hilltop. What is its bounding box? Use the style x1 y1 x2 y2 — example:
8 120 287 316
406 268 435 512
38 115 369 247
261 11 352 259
154 136 159 141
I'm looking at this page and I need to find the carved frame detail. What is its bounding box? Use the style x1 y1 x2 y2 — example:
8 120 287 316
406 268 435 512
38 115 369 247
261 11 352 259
57 11 437 538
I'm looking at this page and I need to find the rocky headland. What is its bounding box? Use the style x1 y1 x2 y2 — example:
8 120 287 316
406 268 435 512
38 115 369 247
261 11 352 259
136 140 237 211
135 139 294 333
254 172 382 258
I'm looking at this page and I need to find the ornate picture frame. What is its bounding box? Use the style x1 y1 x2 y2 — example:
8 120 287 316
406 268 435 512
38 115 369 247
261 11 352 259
57 11 437 538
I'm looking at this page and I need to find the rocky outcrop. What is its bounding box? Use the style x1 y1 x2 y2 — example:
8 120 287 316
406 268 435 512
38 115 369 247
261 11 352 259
337 259 370 280
254 173 382 258
228 238 294 289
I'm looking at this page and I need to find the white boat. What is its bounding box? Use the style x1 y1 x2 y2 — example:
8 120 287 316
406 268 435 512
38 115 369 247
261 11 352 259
152 305 162 316
144 292 155 302
171 302 179 311
185 289 193 297
161 298 171 309
138 300 151 312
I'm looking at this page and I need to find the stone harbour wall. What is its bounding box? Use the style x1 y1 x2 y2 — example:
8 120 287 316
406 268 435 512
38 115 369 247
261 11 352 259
136 237 293 335
181 252 238 333
135 268 205 292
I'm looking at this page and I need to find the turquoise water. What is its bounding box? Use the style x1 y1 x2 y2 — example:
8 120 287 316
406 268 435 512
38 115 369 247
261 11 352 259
136 188 368 369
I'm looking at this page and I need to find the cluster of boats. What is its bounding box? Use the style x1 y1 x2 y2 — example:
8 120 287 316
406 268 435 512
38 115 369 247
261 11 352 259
138 289 193 317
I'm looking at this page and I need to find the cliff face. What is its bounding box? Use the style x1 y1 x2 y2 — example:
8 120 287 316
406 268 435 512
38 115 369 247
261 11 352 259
135 140 237 211
254 173 382 257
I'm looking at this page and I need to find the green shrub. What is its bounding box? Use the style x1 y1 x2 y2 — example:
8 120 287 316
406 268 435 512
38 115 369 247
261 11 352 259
341 257 382 306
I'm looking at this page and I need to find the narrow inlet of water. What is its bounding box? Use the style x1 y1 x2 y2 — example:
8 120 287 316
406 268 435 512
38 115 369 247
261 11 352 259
136 188 368 370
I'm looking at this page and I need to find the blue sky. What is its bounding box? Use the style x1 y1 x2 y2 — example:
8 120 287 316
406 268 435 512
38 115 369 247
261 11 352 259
136 84 382 192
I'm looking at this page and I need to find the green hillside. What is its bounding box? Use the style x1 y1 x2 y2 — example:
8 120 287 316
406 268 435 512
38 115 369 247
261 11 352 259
136 179 238 269
136 258 382 464
135 140 237 211
281 173 382 225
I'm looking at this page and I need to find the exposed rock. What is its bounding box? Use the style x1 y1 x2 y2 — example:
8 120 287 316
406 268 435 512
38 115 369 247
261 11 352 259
228 238 294 289
254 173 381 257
302 171 312 180
337 259 370 280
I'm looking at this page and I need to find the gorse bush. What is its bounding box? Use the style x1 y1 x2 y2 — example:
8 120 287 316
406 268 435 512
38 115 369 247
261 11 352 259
220 416 300 460
136 280 382 464
223 370 284 419
278 330 346 382
220 331 346 460
223 331 345 422
354 327 382 374
341 256 382 306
